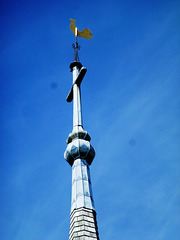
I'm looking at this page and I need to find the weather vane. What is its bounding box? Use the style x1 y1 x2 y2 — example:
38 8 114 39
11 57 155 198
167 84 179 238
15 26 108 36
70 19 93 61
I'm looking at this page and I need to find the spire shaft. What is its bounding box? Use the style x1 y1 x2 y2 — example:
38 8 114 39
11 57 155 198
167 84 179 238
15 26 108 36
72 66 83 128
64 25 99 237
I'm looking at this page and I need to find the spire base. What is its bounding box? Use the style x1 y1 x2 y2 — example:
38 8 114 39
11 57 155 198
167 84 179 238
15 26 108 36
69 207 100 240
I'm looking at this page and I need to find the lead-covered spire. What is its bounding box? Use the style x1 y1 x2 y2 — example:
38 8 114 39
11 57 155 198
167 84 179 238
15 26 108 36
64 19 99 240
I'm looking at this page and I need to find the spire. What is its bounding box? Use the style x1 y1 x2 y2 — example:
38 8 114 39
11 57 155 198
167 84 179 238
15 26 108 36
64 19 99 239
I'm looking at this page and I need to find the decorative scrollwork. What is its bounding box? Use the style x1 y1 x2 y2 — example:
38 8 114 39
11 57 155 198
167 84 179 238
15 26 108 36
72 43 80 50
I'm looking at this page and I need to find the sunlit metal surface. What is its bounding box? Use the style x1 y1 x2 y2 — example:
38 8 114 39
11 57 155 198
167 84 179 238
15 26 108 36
70 18 93 40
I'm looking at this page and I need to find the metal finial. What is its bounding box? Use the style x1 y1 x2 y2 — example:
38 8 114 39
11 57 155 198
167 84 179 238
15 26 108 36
70 19 93 62
72 40 80 62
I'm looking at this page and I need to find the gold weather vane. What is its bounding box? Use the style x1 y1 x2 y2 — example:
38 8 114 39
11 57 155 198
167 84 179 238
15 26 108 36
70 19 93 40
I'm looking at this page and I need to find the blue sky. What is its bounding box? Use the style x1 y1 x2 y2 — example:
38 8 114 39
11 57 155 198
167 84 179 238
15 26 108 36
0 0 179 239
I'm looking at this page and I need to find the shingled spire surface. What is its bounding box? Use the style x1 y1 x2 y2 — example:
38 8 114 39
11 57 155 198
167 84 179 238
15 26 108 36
64 28 99 238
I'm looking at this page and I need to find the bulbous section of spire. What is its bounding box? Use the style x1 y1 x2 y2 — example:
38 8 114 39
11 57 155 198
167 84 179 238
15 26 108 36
64 137 95 166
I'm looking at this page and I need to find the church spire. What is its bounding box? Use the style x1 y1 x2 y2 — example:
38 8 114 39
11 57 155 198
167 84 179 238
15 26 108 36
64 19 100 240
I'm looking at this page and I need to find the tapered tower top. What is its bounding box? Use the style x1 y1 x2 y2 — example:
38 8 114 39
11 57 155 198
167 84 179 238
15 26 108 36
64 19 95 166
64 19 100 239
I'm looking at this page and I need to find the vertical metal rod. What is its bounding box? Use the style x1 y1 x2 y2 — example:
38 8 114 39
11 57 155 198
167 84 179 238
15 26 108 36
75 27 78 62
